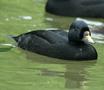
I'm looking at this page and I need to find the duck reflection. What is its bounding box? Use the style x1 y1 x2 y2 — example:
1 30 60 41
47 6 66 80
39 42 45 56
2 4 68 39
64 62 96 89
22 49 96 89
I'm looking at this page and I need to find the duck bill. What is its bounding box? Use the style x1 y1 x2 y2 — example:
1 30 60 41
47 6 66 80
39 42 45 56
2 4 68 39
82 35 95 44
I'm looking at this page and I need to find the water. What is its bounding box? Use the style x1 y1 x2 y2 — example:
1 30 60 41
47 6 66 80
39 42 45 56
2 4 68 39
0 0 104 90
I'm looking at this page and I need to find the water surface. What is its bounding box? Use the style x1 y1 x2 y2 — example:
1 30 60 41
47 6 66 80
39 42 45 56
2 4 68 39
0 0 104 90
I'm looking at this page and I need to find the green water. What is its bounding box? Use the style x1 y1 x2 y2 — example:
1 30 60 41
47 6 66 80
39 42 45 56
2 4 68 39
0 0 104 90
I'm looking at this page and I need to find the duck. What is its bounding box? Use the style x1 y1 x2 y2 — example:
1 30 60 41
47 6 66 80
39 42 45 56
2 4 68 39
45 0 104 18
12 20 97 60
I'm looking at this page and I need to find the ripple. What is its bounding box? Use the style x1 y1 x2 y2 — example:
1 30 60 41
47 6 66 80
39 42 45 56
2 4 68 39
19 16 32 20
45 17 54 22
76 18 104 26
92 33 104 44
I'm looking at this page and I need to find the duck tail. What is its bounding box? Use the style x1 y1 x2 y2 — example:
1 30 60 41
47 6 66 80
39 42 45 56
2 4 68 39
8 35 18 42
0 35 17 48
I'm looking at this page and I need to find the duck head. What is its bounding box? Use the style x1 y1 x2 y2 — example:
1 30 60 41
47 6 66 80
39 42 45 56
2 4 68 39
68 20 94 44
